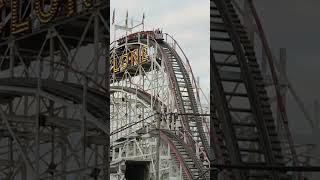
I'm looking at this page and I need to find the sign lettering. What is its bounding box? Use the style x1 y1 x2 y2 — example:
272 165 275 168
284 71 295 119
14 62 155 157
112 45 149 74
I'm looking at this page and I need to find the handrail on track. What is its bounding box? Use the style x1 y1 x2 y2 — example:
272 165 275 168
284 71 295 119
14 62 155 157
247 1 300 176
156 36 211 164
160 130 194 180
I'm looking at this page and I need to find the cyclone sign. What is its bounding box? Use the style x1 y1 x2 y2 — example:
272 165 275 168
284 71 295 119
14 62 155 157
111 45 149 74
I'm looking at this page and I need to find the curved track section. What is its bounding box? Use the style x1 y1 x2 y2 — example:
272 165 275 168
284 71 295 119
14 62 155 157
211 0 285 179
111 86 163 112
160 129 207 180
0 78 108 132
110 86 208 180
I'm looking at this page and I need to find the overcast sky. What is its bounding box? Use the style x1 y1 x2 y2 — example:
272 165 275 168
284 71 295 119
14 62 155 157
110 0 210 104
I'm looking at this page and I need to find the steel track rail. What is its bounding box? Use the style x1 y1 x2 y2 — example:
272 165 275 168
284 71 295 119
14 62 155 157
157 41 211 162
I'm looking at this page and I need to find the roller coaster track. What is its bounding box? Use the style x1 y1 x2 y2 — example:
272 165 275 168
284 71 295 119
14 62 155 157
112 35 211 158
111 86 163 112
161 129 207 180
211 0 285 179
157 41 211 163
0 78 108 132
110 86 208 180
0 3 108 179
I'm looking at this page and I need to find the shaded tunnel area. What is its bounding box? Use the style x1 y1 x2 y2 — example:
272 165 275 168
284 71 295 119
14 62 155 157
125 160 150 180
